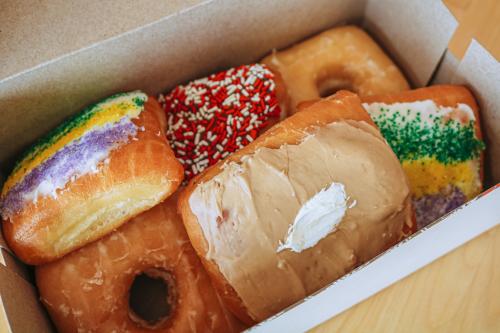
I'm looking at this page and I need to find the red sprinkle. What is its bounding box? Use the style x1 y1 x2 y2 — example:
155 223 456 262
160 64 282 181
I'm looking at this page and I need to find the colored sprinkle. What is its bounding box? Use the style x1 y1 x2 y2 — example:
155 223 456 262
160 64 281 181
369 107 484 164
2 91 147 197
1 118 138 219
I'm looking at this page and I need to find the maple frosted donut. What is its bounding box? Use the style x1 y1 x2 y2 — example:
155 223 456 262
363 85 485 228
261 25 410 114
179 91 414 324
36 196 242 333
159 64 287 181
0 91 183 264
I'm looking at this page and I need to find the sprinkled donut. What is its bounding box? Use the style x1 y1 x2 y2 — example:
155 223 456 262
36 196 242 333
363 85 485 228
159 64 286 181
1 91 183 264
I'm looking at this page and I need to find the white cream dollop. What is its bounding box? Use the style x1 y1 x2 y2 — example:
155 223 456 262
362 101 475 125
277 182 350 253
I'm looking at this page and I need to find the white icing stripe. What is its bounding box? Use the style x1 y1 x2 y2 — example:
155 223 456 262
362 100 475 125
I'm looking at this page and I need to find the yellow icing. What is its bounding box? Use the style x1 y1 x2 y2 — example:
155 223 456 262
402 158 481 199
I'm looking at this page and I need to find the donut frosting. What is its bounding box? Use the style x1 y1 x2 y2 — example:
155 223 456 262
1 91 147 220
363 100 484 226
159 64 282 181
188 120 411 320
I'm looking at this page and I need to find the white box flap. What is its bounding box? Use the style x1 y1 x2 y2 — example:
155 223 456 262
364 0 457 87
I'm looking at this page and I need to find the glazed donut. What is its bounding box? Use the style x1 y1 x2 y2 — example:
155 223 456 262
179 91 414 323
36 195 242 333
362 85 485 228
261 25 410 114
159 64 287 181
1 91 183 264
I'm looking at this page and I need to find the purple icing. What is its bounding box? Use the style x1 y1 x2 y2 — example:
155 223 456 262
0 118 137 219
413 186 467 229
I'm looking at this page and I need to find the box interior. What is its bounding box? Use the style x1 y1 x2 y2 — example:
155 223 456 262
0 0 498 332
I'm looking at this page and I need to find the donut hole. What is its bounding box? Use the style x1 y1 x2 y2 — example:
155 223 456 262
317 77 356 98
128 268 177 329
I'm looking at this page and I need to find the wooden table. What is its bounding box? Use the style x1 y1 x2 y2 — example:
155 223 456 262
311 1 500 331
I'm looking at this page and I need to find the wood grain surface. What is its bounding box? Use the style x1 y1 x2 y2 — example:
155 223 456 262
445 0 500 59
311 226 500 332
311 2 500 330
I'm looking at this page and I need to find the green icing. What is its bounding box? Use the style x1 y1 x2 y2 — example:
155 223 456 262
372 107 485 164
12 91 147 174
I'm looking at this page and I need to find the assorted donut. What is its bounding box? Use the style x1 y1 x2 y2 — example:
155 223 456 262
159 64 285 181
0 92 183 264
261 25 409 114
0 24 486 332
179 91 415 323
363 85 484 228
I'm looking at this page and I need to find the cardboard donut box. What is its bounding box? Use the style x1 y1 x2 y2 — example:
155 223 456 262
0 0 499 332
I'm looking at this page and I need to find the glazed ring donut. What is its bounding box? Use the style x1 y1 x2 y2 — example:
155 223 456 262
36 195 241 333
261 25 410 114
1 91 183 264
